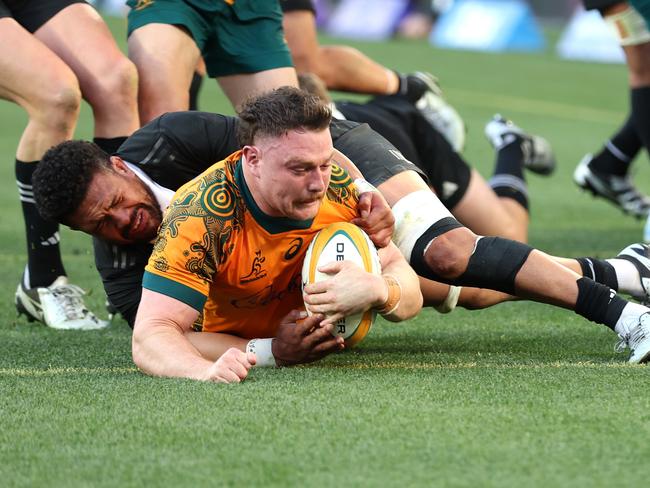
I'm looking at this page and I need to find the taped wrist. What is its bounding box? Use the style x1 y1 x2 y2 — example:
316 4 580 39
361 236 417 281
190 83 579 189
246 338 276 367
377 275 402 315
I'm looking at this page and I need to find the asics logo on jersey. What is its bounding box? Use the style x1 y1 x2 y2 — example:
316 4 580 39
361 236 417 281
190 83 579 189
284 238 303 260
240 250 267 283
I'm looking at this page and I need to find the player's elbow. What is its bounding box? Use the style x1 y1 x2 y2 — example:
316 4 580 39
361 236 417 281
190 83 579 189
131 328 150 374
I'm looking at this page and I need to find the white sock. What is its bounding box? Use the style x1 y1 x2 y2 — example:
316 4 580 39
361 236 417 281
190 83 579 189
607 259 644 298
614 302 649 336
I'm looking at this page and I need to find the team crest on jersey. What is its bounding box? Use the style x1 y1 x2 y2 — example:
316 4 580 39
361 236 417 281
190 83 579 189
240 250 267 283
133 0 154 10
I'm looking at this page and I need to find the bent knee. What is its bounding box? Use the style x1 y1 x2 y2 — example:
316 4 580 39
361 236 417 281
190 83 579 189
29 80 81 132
423 228 476 279
84 57 138 107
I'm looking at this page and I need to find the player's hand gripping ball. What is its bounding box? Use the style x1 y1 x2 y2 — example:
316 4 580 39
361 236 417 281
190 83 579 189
302 222 381 347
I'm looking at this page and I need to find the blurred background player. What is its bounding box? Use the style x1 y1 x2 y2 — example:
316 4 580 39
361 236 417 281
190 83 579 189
282 0 466 151
0 0 139 329
574 1 650 223
126 0 298 122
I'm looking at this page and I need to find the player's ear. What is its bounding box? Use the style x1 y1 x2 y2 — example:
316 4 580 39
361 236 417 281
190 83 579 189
242 145 262 175
110 156 129 174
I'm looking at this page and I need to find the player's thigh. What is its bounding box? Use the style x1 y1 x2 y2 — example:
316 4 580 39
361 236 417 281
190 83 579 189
33 3 133 98
450 169 526 242
282 10 321 73
0 17 78 116
217 67 298 110
128 23 201 102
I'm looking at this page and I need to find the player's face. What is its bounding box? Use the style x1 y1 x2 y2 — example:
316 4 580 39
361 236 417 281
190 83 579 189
66 157 163 244
252 128 333 221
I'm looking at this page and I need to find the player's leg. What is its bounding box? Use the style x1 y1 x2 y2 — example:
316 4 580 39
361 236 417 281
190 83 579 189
212 2 297 111
127 1 203 124
379 169 650 361
451 170 528 242
574 2 650 217
189 57 206 111
0 17 106 328
217 68 298 112
283 8 399 94
35 2 139 151
453 115 555 242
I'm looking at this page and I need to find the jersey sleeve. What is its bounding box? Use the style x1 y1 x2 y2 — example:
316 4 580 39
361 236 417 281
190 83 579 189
92 237 152 328
143 200 218 312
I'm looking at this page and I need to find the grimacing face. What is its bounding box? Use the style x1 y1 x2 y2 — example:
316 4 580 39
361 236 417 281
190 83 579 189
66 157 163 245
244 127 334 221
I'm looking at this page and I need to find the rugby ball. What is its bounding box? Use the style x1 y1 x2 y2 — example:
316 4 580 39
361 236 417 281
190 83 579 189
302 222 381 347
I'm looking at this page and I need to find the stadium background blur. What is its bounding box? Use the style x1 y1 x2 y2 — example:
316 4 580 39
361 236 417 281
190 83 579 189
2 2 650 486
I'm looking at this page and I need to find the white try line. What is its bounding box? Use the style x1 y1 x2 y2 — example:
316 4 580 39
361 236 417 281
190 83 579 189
0 366 139 377
448 88 625 124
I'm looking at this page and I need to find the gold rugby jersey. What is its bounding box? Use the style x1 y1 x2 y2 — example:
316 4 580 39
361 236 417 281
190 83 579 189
143 151 359 339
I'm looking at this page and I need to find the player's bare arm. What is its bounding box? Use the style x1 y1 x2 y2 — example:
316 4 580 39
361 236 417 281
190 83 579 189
132 289 255 382
303 241 422 324
185 310 344 367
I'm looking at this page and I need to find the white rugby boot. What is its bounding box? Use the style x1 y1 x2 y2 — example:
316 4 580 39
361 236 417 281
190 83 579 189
485 114 556 175
615 311 650 364
16 275 108 330
407 72 466 153
574 153 650 219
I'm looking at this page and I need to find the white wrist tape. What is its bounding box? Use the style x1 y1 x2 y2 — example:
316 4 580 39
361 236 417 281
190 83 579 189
246 338 276 367
354 178 378 194
434 285 462 314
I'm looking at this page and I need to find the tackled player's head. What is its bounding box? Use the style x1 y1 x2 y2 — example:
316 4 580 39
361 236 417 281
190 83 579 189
238 87 335 221
33 140 162 245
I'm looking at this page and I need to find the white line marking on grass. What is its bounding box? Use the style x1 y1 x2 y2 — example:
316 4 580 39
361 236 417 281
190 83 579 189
0 366 138 377
324 360 635 370
448 88 624 124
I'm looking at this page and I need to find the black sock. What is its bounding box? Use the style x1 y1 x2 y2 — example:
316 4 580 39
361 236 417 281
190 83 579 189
396 72 428 103
488 139 529 210
574 277 626 331
15 159 65 288
189 71 204 111
590 115 639 176
631 86 650 156
576 257 619 290
93 136 127 155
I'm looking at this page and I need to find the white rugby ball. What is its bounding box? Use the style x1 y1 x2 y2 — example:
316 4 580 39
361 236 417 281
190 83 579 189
302 222 381 347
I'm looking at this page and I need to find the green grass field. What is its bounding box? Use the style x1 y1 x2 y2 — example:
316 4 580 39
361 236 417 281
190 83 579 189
2 17 650 487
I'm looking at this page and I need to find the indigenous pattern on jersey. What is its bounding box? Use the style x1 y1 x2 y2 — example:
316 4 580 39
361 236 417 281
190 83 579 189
143 151 359 339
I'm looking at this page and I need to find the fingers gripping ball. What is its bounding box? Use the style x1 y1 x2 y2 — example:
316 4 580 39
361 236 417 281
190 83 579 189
302 222 381 347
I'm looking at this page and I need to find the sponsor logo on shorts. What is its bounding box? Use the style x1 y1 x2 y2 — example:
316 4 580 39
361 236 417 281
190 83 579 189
134 0 155 11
